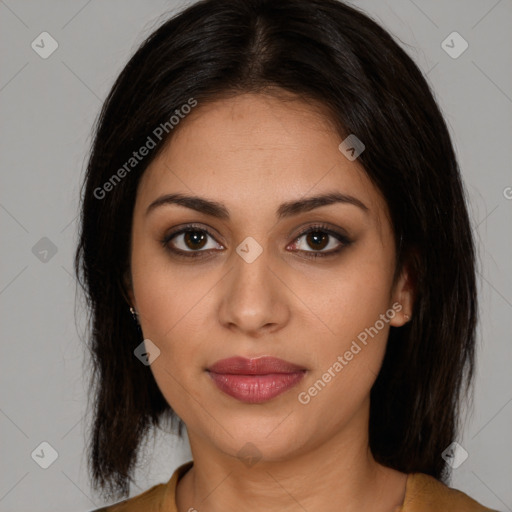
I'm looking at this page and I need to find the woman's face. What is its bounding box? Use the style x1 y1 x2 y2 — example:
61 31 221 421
128 93 413 463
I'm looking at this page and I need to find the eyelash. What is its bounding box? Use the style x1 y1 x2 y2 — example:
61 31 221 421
160 223 352 261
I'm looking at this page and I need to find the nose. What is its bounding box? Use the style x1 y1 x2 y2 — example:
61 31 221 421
217 242 291 338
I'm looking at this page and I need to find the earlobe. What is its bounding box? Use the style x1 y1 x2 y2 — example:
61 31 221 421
390 263 415 327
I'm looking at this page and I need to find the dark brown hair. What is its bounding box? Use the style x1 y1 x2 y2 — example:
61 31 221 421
75 0 477 500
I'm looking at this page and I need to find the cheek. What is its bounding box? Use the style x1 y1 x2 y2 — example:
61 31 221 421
295 288 392 429
130 229 209 339
133 263 213 361
292 249 395 348
292 253 395 414
131 258 214 422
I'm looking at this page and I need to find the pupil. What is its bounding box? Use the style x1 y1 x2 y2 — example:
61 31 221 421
185 231 206 249
308 231 328 250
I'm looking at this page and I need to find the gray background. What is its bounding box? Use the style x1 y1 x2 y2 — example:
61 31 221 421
0 0 511 511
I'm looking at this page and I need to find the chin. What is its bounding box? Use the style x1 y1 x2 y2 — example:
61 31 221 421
200 410 312 464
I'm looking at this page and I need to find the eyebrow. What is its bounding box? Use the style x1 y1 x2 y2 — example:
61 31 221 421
145 191 369 220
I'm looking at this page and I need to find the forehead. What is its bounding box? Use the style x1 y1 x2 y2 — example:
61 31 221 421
136 93 389 229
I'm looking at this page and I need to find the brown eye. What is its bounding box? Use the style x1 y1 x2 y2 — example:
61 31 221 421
289 225 351 258
183 230 208 250
162 226 223 258
305 231 329 251
161 223 351 261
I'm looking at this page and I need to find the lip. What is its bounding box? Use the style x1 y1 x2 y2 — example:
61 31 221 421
207 356 307 404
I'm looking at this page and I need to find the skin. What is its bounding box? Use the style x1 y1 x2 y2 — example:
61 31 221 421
126 92 415 512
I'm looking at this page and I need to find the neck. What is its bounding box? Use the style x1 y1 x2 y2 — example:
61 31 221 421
175 404 407 512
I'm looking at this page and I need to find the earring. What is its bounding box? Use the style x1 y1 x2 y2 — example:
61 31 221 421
129 306 140 325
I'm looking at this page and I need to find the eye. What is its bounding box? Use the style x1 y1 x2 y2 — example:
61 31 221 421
161 224 223 259
161 223 352 260
288 224 352 259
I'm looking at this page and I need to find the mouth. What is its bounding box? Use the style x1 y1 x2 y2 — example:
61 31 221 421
206 356 307 404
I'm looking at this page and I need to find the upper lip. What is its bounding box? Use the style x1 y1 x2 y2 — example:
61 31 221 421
207 356 306 375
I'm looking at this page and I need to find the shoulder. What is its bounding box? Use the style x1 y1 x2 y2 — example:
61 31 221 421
87 482 167 512
88 460 194 512
401 472 499 512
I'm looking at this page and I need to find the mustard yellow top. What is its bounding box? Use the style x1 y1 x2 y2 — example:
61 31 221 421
93 460 497 511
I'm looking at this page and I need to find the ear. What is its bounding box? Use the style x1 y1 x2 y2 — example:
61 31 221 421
389 257 416 328
120 268 136 309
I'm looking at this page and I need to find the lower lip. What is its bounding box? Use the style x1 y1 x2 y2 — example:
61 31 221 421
207 371 306 403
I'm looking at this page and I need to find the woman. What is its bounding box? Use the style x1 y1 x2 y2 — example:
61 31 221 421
75 0 498 510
